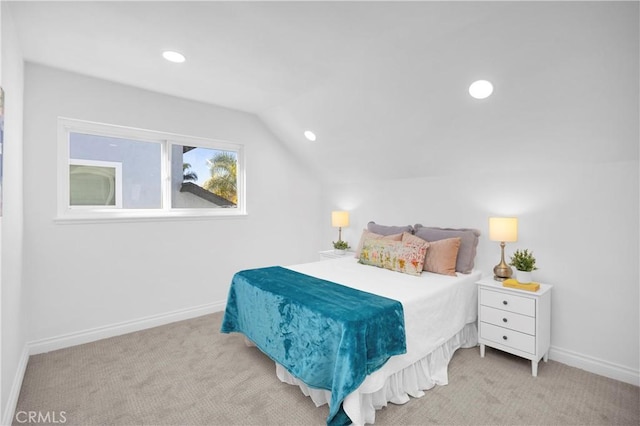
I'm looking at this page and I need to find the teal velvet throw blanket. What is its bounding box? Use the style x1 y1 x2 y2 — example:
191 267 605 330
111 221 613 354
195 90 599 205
220 266 406 425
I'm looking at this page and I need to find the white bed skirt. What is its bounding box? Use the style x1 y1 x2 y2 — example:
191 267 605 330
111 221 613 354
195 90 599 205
275 322 478 425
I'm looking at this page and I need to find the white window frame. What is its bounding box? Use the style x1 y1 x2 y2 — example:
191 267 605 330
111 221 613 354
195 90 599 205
57 117 246 223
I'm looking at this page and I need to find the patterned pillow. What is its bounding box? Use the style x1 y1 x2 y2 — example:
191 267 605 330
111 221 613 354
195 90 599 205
359 239 428 276
353 229 403 258
401 232 428 248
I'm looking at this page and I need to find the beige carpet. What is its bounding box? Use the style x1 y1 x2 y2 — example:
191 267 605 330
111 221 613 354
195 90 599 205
13 312 639 425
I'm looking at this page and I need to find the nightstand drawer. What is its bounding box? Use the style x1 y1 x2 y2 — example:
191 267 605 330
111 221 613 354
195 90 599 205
480 288 535 317
480 305 535 335
480 322 535 354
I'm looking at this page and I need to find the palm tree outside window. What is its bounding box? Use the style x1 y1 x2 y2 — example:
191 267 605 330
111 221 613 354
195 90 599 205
204 152 238 204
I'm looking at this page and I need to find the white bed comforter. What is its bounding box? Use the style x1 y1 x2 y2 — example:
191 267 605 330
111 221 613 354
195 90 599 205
279 257 482 424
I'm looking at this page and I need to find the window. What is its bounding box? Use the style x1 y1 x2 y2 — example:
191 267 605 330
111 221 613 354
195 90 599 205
57 118 245 221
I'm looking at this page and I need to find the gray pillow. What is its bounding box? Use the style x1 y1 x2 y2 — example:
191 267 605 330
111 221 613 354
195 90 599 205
413 225 480 274
367 221 413 236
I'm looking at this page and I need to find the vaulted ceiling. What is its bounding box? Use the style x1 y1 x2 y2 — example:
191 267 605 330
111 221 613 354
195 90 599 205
7 1 639 182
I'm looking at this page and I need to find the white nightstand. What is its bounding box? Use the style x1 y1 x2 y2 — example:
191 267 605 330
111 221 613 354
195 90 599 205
319 249 354 260
477 277 552 377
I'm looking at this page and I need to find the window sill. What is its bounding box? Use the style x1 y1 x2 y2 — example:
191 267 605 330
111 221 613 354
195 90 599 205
54 209 248 224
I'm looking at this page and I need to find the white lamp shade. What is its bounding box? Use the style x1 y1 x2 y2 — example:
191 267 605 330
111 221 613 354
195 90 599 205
331 211 349 228
489 217 518 242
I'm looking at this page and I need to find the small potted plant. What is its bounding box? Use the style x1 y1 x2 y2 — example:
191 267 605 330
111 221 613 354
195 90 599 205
509 249 538 284
332 240 350 255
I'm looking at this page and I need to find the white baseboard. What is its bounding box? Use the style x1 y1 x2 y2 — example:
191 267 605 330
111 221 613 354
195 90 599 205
549 345 639 386
1 345 29 426
28 300 225 355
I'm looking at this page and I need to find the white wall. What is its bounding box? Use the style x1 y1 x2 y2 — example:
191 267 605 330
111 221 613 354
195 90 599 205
324 160 639 384
22 63 323 345
1 3 26 424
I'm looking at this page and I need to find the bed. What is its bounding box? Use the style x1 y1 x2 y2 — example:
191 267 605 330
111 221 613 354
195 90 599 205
221 224 482 425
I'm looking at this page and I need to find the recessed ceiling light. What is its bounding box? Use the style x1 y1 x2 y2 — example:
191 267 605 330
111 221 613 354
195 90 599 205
162 50 186 63
304 130 317 141
469 80 493 99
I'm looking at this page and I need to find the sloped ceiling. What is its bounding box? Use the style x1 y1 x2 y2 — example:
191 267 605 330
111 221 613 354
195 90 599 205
7 1 639 182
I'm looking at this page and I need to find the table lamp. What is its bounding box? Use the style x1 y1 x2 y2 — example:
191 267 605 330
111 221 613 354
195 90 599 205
331 211 349 242
489 217 518 281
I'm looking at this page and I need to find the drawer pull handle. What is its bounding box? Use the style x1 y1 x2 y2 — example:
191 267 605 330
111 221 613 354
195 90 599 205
502 318 508 323
502 336 508 341
503 300 508 305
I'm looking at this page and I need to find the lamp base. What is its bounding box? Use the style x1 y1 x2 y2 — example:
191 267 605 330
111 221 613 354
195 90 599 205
493 241 513 281
493 263 513 281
